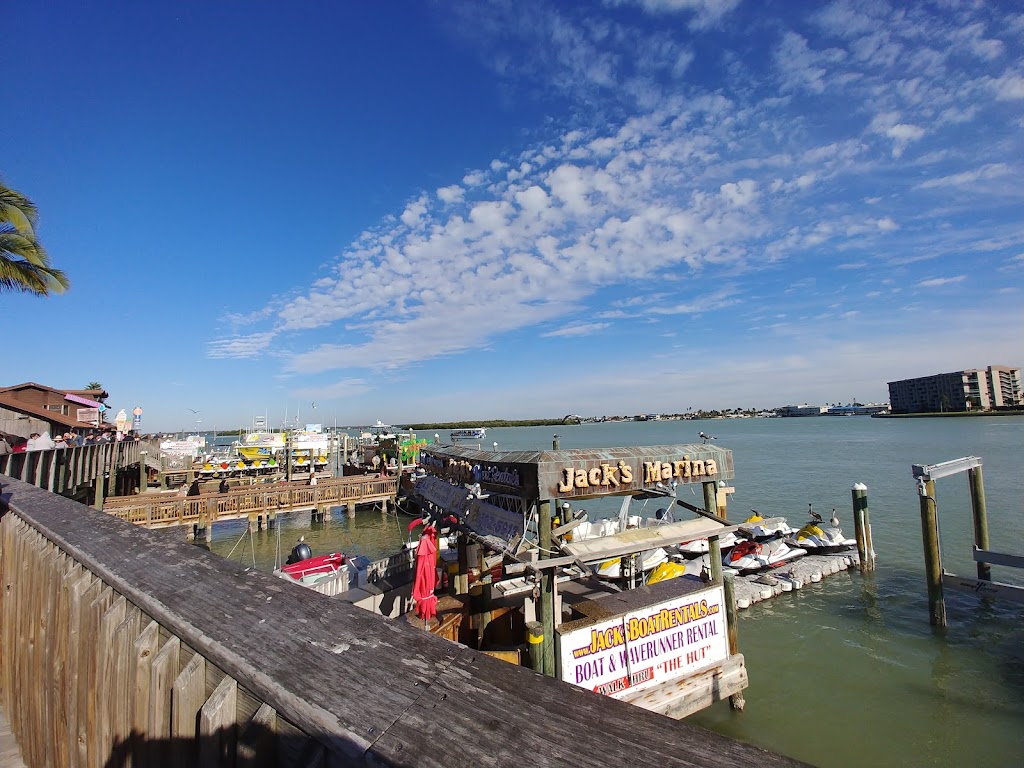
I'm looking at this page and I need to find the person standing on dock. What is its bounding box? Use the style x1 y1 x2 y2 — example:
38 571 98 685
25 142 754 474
219 477 230 494
187 479 201 497
308 471 317 486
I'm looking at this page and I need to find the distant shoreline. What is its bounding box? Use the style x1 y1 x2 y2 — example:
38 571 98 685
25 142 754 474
873 410 1024 419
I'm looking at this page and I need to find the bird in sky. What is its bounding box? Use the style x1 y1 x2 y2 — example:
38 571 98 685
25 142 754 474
809 504 823 522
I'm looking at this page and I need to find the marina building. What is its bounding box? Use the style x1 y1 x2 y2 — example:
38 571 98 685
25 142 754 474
887 365 1022 413
776 404 826 417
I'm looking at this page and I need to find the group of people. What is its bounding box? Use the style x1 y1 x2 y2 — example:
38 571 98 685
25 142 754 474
0 429 143 454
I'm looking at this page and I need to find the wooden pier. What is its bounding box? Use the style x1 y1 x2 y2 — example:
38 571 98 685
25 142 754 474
101 475 398 536
0 477 806 767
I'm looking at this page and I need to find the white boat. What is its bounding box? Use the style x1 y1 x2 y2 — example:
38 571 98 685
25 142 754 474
450 427 486 440
784 509 856 553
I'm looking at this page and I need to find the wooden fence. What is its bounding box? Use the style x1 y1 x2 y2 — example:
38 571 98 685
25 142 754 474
0 478 805 768
0 441 142 497
102 476 398 529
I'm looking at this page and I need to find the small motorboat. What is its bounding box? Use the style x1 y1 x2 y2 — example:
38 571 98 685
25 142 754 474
738 510 793 541
278 551 347 585
724 536 806 574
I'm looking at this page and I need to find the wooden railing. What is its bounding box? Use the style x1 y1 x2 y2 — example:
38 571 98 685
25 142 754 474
0 478 804 768
0 441 142 496
102 476 397 528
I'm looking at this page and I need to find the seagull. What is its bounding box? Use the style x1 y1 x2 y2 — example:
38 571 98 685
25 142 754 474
809 504 823 523
830 509 840 528
699 431 717 444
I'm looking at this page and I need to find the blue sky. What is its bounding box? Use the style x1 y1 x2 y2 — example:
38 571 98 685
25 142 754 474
4 0 1022 432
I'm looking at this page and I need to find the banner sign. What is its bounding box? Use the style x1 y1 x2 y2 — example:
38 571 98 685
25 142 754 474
413 475 470 516
77 408 99 426
558 585 728 699
65 393 105 409
464 500 523 549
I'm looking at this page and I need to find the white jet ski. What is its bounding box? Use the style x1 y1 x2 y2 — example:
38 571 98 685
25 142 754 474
737 510 794 541
723 536 806 574
785 508 856 553
595 548 669 580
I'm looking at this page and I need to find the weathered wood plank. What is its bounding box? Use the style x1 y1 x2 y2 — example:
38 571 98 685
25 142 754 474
198 675 237 768
130 620 160 768
148 634 180 768
97 595 127 767
64 570 96 768
172 652 206 768
237 703 277 768
84 586 114 768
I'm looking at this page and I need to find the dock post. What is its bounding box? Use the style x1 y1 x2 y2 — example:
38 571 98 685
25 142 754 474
346 502 356 519
526 621 544 673
552 434 559 450
851 483 876 572
205 520 212 543
723 571 745 710
138 451 147 495
538 499 556 677
919 478 946 628
456 533 469 596
704 482 724 583
268 511 276 529
968 466 990 581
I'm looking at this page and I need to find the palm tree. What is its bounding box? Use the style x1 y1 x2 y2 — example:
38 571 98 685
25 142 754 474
85 382 103 391
0 179 69 295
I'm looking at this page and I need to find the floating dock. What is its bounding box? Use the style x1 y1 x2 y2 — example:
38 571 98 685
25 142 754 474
728 551 860 609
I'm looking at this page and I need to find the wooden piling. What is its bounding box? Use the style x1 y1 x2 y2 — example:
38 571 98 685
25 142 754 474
552 434 560 450
703 482 723 584
346 502 356 519
526 621 544 673
455 533 469 596
139 451 147 495
968 466 990 581
722 571 745 710
851 483 875 572
538 499 556 677
918 478 946 627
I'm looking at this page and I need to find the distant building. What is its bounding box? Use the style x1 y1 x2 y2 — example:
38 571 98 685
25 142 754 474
776 404 826 417
825 403 890 416
887 366 1022 414
0 382 110 439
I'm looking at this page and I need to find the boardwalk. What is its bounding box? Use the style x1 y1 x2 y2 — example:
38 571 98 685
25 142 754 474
102 474 397 529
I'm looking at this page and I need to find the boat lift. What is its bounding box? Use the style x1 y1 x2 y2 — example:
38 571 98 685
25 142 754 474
913 456 1024 628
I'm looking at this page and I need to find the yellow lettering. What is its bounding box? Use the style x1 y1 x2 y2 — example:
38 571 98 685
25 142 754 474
705 459 717 476
601 464 619 486
589 467 602 486
574 469 589 489
692 460 705 476
557 468 573 493
661 463 672 481
620 462 633 484
644 462 661 483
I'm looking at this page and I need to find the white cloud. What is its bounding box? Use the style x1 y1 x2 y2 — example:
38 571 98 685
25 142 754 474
604 0 742 29
917 275 967 288
542 322 611 338
206 332 276 359
915 163 1011 189
869 112 925 157
720 179 758 208
437 185 465 204
990 71 1024 101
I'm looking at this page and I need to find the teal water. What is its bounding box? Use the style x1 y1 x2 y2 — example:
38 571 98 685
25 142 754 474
206 417 1024 767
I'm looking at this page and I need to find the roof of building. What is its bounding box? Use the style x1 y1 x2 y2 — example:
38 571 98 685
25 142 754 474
0 382 110 400
0 382 110 431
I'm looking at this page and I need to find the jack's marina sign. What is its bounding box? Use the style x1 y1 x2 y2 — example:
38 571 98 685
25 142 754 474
418 444 734 501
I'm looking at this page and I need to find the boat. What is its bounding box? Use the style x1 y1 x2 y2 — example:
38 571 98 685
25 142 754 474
723 536 806 574
236 430 287 460
278 552 347 586
450 427 486 440
675 531 739 556
785 509 856 553
594 548 669 580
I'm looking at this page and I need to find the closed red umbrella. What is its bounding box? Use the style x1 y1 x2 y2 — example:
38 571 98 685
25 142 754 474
412 524 439 624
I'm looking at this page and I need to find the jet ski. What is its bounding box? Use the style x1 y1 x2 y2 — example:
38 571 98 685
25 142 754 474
786 522 856 553
723 536 806 574
738 510 794 541
595 548 669 580
675 531 739 556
